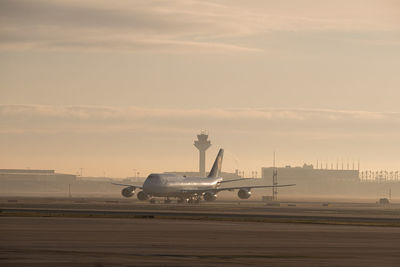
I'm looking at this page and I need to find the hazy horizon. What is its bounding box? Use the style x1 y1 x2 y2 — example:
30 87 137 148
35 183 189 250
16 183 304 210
1 1 399 177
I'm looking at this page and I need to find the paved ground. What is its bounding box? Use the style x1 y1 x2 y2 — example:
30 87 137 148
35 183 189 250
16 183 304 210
1 197 400 266
2 197 400 226
1 216 400 267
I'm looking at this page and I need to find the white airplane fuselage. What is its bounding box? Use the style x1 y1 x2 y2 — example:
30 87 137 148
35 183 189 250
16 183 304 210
143 173 222 197
113 148 295 202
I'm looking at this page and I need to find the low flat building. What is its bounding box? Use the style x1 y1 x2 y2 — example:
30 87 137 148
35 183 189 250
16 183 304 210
262 164 359 183
0 169 76 183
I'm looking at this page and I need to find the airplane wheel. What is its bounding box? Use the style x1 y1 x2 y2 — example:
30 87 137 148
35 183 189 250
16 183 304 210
187 197 200 204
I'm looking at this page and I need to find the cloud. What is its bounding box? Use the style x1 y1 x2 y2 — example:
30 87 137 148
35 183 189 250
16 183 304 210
2 104 399 121
1 105 400 136
0 0 261 52
0 0 399 53
1 104 399 175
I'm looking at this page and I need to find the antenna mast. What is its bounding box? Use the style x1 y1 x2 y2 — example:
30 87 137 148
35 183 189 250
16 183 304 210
272 151 278 201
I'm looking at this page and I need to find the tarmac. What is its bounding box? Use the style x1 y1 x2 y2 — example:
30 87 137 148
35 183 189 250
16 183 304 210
1 197 400 266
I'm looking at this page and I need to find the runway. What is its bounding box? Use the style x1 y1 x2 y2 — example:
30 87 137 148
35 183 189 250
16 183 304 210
1 197 400 226
2 206 400 226
1 197 400 266
1 216 400 266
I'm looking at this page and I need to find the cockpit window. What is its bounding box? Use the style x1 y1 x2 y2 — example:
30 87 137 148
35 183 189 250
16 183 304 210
146 174 165 184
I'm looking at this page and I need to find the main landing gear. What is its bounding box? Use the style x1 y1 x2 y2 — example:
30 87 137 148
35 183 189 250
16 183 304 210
187 196 201 204
177 196 201 204
149 196 202 204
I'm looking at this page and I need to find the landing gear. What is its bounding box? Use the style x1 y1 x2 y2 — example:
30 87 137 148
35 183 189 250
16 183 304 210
148 196 201 204
187 196 201 204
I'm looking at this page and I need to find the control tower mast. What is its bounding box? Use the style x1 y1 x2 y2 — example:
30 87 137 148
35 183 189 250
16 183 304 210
194 131 212 177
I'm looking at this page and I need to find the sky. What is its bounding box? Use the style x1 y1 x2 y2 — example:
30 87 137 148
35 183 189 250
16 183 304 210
0 0 399 177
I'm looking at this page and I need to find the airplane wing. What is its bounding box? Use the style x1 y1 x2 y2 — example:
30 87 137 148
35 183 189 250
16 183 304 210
178 184 295 194
214 184 296 193
111 182 143 189
219 178 255 183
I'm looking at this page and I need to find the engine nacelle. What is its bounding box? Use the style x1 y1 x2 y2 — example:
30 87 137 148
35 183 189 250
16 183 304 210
137 191 149 201
238 189 251 199
203 192 217 202
121 186 134 198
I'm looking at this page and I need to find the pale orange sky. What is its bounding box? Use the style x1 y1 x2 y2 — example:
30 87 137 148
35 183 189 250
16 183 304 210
0 1 399 177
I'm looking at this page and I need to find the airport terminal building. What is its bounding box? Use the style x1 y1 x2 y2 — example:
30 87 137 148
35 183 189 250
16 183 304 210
262 164 359 183
0 169 76 183
0 169 77 197
258 164 400 198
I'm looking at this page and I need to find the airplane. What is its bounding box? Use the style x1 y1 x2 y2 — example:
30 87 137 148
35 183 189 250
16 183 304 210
112 148 295 203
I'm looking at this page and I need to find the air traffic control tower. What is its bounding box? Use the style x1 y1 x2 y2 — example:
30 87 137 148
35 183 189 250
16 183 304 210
194 131 211 177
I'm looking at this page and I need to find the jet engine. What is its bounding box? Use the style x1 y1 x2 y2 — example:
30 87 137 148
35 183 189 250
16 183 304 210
137 191 149 201
238 189 251 199
121 186 134 198
203 192 217 202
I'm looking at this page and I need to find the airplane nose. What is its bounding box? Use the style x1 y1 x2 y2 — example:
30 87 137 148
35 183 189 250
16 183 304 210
143 174 163 194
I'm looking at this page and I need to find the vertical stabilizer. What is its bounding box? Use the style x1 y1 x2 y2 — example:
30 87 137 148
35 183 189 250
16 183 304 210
208 149 224 178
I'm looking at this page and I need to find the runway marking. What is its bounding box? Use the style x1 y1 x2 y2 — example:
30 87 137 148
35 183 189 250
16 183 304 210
1 207 400 227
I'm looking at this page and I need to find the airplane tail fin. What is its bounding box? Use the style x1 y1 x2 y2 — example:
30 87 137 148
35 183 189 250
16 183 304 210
208 149 224 178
